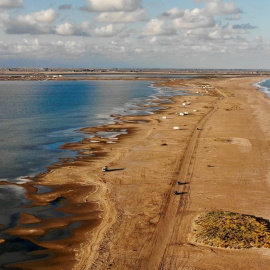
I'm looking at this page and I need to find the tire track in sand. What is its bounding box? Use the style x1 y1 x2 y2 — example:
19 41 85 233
138 96 222 270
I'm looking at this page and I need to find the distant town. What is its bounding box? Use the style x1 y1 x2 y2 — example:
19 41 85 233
0 68 269 81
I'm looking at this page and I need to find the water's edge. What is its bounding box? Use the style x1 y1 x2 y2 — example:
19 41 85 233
0 79 191 269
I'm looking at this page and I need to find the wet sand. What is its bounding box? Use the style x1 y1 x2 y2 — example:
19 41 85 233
6 75 270 269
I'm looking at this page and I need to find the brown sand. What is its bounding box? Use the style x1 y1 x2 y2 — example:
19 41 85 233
9 75 270 269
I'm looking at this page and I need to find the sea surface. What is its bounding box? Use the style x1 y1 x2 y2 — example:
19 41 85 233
0 78 190 268
256 79 270 97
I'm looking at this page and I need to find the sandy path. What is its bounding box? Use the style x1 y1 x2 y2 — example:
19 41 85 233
137 91 220 270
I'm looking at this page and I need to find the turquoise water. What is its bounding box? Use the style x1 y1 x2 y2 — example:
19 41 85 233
0 79 189 268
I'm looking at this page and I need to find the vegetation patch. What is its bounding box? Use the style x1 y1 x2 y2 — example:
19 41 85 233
192 211 270 249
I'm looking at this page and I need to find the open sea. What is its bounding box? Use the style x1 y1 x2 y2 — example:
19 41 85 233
0 78 191 268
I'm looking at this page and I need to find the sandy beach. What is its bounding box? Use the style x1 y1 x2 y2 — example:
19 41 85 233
8 75 270 269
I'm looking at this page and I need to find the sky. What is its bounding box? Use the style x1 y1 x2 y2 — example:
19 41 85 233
0 0 269 69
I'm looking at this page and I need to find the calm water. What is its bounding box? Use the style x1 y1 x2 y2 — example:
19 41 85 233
0 80 159 181
0 79 189 268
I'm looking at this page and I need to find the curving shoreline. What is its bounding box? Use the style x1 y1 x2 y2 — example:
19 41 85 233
3 74 270 269
2 77 190 269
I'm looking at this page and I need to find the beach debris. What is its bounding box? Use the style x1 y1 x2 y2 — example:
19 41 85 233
183 101 191 107
174 191 181 195
162 116 167 119
184 112 189 115
102 166 108 172
179 113 185 116
173 126 181 130
193 109 198 112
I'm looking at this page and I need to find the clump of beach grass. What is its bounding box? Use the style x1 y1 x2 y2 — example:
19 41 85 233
192 211 270 249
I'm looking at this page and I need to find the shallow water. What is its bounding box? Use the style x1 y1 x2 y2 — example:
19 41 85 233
0 79 189 268
0 80 159 181
256 79 270 97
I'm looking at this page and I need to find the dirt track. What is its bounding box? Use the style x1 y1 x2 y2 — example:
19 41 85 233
138 93 221 270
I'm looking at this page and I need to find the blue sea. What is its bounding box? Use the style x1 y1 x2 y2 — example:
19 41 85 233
0 78 190 268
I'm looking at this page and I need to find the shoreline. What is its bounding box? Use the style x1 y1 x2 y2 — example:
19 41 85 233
3 75 270 269
3 78 194 269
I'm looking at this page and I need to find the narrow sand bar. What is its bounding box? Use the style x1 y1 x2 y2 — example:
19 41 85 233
9 75 270 269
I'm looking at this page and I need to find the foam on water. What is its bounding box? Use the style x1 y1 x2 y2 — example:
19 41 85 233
255 79 270 97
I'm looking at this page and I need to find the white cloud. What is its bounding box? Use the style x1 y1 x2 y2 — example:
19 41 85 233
96 9 147 23
0 30 268 69
191 44 213 53
253 35 262 44
0 0 267 68
94 24 126 37
143 19 177 36
59 40 88 55
161 7 184 19
185 24 249 41
205 0 241 15
186 28 211 39
30 9 58 23
0 0 22 9
4 9 58 34
82 0 142 12
80 22 92 35
3 38 41 55
265 41 270 51
55 22 92 36
55 22 77 36
173 8 215 29
208 27 232 40
0 10 9 27
0 38 90 58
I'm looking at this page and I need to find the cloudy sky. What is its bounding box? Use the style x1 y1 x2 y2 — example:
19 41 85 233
0 0 269 69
